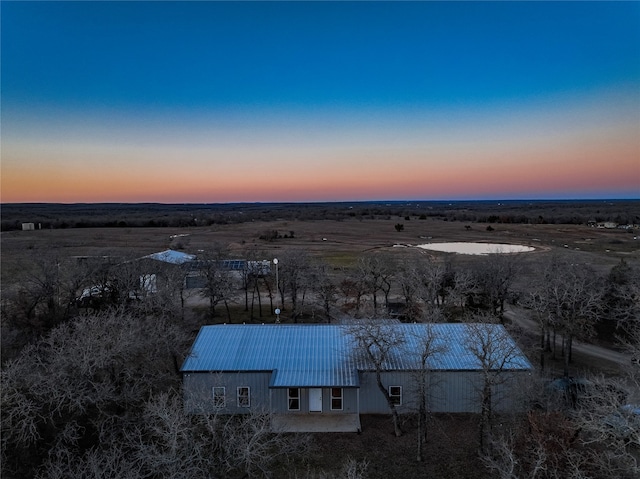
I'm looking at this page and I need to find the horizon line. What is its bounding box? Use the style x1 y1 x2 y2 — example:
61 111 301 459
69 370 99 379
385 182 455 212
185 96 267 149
3 198 639 206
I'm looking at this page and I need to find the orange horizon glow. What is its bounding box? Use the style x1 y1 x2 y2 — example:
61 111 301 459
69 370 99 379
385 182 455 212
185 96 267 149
3 86 638 203
3 135 638 203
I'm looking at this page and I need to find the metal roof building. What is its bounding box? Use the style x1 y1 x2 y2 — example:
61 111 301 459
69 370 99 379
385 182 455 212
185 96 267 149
181 323 531 385
143 249 196 264
181 323 532 430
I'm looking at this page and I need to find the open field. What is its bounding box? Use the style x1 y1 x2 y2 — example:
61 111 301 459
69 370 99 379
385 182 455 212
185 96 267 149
2 214 638 288
3 200 638 285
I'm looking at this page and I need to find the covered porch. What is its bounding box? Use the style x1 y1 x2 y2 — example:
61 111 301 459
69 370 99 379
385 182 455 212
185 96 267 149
271 413 361 433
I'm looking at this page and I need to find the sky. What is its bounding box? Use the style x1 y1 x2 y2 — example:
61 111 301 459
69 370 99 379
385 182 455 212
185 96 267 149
1 1 639 203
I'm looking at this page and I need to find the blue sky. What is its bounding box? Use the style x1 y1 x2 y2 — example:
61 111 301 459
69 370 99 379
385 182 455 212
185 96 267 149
2 1 639 202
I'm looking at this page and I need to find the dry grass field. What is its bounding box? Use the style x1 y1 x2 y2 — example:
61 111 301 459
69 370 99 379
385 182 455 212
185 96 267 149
2 216 638 289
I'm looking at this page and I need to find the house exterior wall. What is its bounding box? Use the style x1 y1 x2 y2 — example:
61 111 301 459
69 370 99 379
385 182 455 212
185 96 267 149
183 371 359 415
185 273 206 289
269 387 359 414
430 370 530 413
357 370 530 414
357 371 438 414
183 371 272 414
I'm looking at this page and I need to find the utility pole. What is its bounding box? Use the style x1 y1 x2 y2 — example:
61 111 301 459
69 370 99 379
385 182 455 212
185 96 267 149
273 258 280 323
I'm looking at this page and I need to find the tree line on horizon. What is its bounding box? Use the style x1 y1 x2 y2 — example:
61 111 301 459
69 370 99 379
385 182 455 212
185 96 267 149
2 200 639 231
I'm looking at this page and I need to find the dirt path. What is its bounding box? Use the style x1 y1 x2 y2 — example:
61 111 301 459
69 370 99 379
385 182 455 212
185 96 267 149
504 305 631 367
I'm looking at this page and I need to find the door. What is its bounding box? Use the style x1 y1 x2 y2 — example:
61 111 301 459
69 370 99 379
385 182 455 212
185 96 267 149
309 388 322 412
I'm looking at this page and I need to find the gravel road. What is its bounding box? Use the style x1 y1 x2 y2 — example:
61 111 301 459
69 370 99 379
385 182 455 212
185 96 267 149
504 305 631 367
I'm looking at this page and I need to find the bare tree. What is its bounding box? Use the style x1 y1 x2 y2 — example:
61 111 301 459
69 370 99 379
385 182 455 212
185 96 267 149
447 268 477 314
464 320 526 453
33 386 313 479
295 457 369 479
528 256 605 377
378 256 396 310
161 260 195 321
483 373 640 479
481 427 547 479
198 245 235 320
620 324 640 394
134 391 208 479
347 321 406 437
238 246 264 314
218 409 311 477
604 259 640 333
471 252 521 318
38 439 143 479
396 260 424 321
1 253 102 361
248 256 272 321
407 325 448 462
278 249 313 321
313 260 338 322
416 256 446 310
339 272 367 315
572 374 639 449
1 309 190 478
356 254 395 313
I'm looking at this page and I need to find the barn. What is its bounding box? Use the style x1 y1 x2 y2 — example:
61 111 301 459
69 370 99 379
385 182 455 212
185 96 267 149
181 323 532 432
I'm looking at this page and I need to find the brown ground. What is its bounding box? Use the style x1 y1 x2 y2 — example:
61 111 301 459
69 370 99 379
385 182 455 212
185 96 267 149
304 414 488 479
2 215 637 478
2 217 638 288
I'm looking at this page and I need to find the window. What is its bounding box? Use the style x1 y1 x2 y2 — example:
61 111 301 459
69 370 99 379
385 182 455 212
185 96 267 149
288 388 300 410
213 387 226 408
388 386 402 406
237 387 250 408
331 388 343 411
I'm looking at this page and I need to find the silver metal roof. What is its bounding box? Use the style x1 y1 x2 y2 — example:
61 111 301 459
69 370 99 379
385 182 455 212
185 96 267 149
143 249 195 264
181 323 531 387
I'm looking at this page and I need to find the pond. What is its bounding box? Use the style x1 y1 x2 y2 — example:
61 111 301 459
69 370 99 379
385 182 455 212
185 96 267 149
415 242 535 255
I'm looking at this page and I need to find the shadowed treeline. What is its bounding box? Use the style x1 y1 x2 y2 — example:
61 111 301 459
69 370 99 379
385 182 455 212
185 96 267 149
2 200 639 231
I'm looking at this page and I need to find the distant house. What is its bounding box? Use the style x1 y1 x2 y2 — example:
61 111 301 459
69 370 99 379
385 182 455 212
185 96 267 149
73 250 192 308
597 222 618 229
21 223 35 231
181 323 532 432
129 249 194 291
184 258 272 288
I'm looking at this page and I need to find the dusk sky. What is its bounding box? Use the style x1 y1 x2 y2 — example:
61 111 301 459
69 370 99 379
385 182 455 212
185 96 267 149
2 1 639 203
